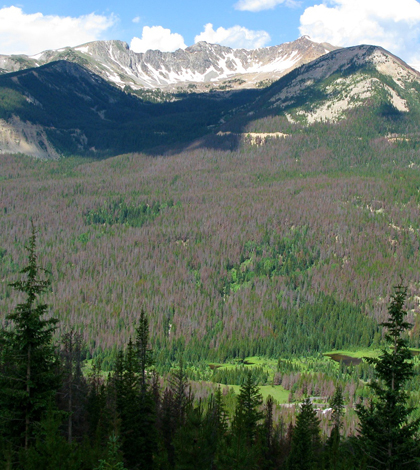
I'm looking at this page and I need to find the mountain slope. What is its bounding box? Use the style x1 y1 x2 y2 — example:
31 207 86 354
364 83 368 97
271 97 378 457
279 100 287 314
0 36 336 93
1 44 420 159
0 60 259 158
244 45 420 126
0 60 149 158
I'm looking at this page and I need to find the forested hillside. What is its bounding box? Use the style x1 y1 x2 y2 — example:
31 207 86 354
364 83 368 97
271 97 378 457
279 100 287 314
1 235 419 469
2 41 420 469
1 111 420 367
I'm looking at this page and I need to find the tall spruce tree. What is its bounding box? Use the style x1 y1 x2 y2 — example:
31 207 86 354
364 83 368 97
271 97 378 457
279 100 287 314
287 397 321 470
356 284 420 469
0 224 60 451
59 330 87 443
136 310 153 393
325 386 345 470
174 403 213 470
233 370 264 446
113 314 157 469
221 371 264 470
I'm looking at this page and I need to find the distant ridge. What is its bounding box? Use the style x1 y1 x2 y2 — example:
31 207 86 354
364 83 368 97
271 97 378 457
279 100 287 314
1 43 420 159
239 44 420 125
0 36 337 92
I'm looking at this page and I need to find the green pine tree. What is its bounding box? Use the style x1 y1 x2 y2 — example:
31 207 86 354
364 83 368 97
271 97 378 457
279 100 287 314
233 370 264 446
0 224 60 451
136 309 154 393
287 397 321 470
221 371 264 470
356 284 420 469
113 314 157 469
174 403 213 470
94 433 127 470
20 406 81 470
325 386 345 470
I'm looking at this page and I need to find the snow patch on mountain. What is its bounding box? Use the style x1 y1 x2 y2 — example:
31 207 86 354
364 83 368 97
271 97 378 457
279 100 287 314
0 36 337 92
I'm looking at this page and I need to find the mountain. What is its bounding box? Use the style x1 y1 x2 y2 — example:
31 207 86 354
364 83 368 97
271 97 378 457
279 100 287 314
0 36 336 93
0 60 148 158
1 43 420 159
258 45 420 122
3 43 420 381
0 60 259 158
218 44 420 140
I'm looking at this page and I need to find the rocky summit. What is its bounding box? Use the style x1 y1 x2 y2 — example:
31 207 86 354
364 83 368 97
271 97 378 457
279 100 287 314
0 36 336 92
1 39 420 159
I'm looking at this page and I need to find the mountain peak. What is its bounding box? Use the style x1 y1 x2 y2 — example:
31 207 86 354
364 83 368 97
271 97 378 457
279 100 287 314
0 37 338 92
258 43 419 125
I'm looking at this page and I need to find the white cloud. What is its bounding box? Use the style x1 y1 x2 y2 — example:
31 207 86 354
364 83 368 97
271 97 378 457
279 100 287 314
132 16 141 24
130 26 187 53
0 6 115 55
195 23 271 49
299 0 420 64
234 0 298 12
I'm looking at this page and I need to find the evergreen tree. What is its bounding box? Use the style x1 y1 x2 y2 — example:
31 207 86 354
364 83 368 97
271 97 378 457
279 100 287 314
94 433 127 470
233 370 264 446
169 358 193 429
207 387 229 469
114 339 143 469
262 396 277 470
329 386 344 433
174 389 229 470
136 310 154 393
20 406 81 470
86 361 112 462
157 388 176 470
287 397 321 470
113 314 157 469
325 386 345 470
59 330 88 443
221 371 264 470
174 403 214 470
0 224 60 451
356 284 420 469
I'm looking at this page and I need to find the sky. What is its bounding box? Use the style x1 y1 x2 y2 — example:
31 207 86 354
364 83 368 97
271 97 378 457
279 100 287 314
1 0 420 67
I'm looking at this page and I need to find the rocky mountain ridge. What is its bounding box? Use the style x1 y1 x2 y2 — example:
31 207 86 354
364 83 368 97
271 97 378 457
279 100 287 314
1 43 420 159
0 36 336 92
238 45 420 126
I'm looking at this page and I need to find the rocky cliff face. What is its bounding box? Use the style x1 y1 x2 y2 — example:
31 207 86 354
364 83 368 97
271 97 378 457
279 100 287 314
0 36 337 91
0 116 60 159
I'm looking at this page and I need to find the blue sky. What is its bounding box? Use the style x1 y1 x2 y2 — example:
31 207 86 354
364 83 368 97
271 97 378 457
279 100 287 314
2 0 420 67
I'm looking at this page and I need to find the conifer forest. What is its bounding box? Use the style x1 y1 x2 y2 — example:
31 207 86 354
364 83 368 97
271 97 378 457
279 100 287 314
2 108 420 468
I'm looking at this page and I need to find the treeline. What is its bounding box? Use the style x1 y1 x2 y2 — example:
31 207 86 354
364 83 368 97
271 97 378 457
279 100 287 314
1 229 420 469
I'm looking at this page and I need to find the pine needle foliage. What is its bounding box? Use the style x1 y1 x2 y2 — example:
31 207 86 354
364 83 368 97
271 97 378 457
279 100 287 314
0 223 60 451
356 284 420 469
94 433 127 470
233 370 264 446
287 397 321 470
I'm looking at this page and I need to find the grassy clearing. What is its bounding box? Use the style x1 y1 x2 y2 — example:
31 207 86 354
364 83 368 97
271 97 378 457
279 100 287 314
323 348 381 359
226 384 290 404
209 356 277 371
209 356 278 381
324 347 420 359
